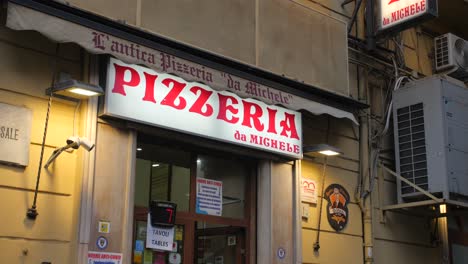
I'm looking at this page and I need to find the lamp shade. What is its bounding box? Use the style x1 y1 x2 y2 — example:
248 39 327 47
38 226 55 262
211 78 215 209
303 144 343 156
48 79 104 99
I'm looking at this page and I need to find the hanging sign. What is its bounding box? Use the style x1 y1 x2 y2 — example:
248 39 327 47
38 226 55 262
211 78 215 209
301 178 318 204
88 251 122 264
378 0 437 34
103 58 302 158
146 214 175 251
196 178 223 216
324 184 350 232
0 102 32 167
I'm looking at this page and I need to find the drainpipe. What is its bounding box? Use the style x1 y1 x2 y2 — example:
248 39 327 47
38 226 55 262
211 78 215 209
359 68 373 264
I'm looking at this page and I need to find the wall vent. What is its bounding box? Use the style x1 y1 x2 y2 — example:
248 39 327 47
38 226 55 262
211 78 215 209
435 35 450 70
396 103 428 195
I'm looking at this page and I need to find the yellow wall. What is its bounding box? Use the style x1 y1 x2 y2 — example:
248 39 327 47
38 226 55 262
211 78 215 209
0 26 85 263
301 114 363 264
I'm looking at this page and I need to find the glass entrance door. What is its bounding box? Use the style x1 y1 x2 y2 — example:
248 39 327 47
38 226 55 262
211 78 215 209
195 226 245 264
132 134 255 264
132 217 193 264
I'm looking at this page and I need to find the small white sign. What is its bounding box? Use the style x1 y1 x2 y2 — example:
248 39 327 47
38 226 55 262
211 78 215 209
168 253 181 264
88 251 122 264
0 103 32 166
146 214 175 251
196 178 222 216
98 221 111 233
301 178 318 204
227 236 236 246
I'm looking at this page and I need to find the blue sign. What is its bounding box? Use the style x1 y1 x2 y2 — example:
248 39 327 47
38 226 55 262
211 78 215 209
277 247 286 260
96 236 108 250
135 240 144 252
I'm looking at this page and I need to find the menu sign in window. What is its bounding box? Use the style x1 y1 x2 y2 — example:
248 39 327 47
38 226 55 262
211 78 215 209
196 178 223 216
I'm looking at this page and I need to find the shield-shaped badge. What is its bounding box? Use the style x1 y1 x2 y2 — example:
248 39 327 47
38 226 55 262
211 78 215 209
324 184 350 232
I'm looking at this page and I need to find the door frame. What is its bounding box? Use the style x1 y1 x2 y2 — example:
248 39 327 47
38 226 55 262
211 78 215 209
132 139 257 264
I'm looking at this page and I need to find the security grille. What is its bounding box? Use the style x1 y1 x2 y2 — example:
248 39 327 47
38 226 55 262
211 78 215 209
396 103 428 195
435 34 449 70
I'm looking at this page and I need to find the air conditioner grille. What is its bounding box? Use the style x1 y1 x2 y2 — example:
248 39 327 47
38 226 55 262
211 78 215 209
396 103 428 195
435 35 449 69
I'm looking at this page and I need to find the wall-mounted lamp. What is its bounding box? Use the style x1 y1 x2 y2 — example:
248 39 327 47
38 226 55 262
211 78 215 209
303 143 342 252
26 79 104 220
46 79 104 100
303 144 343 156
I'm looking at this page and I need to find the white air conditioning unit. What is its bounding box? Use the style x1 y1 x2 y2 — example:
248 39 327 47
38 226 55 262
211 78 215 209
434 33 468 82
393 76 468 203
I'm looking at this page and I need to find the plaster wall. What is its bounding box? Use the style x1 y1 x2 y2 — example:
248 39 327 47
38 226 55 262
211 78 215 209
0 26 85 263
59 0 352 96
300 114 363 264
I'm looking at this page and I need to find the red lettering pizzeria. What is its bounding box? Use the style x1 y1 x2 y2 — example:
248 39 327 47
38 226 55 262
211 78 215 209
104 58 302 157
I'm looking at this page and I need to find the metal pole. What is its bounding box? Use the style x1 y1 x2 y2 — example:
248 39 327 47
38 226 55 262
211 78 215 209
366 0 376 50
359 68 373 264
347 0 364 35
438 205 450 264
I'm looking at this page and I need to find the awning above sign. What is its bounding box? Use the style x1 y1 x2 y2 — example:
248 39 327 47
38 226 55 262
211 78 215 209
5 1 361 125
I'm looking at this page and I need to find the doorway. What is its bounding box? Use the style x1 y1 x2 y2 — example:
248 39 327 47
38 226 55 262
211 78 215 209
132 134 255 264
195 225 245 264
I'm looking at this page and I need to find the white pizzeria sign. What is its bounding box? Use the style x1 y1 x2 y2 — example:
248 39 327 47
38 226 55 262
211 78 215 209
103 58 302 158
378 0 437 33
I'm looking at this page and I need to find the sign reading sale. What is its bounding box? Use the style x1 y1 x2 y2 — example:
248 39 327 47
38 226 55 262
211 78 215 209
379 0 437 32
103 58 302 158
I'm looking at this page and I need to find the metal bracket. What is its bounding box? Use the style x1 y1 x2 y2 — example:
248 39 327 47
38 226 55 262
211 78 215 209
380 163 439 202
341 0 355 7
378 162 468 221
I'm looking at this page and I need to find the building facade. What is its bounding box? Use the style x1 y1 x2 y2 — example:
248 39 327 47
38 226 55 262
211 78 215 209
0 0 467 263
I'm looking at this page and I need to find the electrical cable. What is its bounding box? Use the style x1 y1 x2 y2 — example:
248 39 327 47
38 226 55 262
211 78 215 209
313 117 330 252
73 100 81 137
26 43 60 220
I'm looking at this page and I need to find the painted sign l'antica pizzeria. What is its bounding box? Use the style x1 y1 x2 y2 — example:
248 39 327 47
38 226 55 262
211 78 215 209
324 184 350 232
